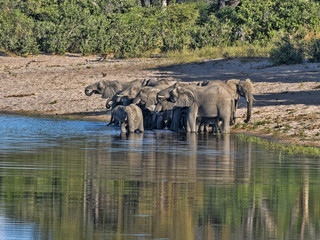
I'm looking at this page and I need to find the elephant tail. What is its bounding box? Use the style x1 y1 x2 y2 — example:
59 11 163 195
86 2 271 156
230 99 236 125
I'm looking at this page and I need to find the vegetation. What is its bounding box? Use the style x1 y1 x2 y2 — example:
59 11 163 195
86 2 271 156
269 36 304 65
1 0 320 61
238 134 320 156
309 38 320 62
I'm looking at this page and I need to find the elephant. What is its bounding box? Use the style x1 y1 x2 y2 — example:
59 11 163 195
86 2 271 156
109 80 177 129
154 82 198 130
85 78 157 109
85 79 143 98
132 85 174 129
206 78 254 124
107 79 174 109
169 78 254 133
152 100 176 129
109 104 144 133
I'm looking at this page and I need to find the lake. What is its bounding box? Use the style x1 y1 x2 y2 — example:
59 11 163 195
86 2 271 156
0 114 319 240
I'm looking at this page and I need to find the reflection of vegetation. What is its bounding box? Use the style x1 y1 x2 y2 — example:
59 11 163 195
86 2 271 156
238 134 320 157
0 133 320 239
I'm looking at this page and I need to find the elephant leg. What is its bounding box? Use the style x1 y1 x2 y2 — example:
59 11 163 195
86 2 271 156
138 120 144 132
108 114 114 126
120 122 127 133
197 118 204 132
187 105 198 132
220 113 231 134
156 114 163 129
221 121 230 134
127 117 136 133
151 112 158 129
171 108 181 131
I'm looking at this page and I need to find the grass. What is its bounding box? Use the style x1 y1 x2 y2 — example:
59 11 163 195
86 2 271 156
158 45 272 64
237 134 320 157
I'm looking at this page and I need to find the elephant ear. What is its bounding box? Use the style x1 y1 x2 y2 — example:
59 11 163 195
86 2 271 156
118 86 140 99
97 81 106 94
101 81 121 99
226 79 240 100
238 78 253 102
135 87 158 107
173 87 195 107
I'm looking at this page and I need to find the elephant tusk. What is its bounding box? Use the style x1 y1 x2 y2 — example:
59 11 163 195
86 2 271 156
157 95 166 100
117 94 124 97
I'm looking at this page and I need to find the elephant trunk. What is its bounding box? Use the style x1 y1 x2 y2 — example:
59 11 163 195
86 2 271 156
85 88 94 96
106 99 112 109
244 95 253 123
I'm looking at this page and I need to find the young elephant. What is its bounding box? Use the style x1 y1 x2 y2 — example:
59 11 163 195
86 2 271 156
110 104 144 133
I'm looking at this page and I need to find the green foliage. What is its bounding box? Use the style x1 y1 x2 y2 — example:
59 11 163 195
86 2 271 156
0 9 38 55
190 13 233 49
236 0 320 44
236 0 278 43
309 39 320 62
105 6 163 57
160 3 199 52
1 0 320 57
237 134 320 156
269 36 304 65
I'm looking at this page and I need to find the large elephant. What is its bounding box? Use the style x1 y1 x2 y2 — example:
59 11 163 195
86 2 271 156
154 82 197 130
209 78 254 124
132 86 167 129
169 78 254 133
110 80 177 128
109 104 144 133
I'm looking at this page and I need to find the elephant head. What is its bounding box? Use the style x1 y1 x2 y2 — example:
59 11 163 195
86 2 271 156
237 79 253 123
225 78 253 123
85 80 122 99
116 86 141 106
169 85 195 107
157 86 174 102
133 87 159 108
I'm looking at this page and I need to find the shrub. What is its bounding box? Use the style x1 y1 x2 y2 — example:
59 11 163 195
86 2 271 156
269 36 304 65
190 14 233 49
0 9 39 55
159 3 199 52
309 39 320 62
1 0 320 57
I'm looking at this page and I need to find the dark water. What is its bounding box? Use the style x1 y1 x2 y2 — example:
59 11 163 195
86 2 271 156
0 114 319 240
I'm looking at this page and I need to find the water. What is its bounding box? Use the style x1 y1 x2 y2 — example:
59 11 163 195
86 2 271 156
0 114 319 240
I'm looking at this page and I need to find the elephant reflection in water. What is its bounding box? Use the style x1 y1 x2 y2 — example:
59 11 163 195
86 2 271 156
195 134 235 184
118 133 154 179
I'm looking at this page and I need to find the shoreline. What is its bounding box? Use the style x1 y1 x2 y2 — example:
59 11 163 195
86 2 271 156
1 109 319 157
1 55 319 151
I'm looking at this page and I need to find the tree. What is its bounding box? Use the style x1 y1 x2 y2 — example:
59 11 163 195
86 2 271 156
218 0 241 9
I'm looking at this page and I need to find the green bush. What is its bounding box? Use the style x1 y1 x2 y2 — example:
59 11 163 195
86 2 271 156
190 14 233 49
0 9 38 55
159 3 199 52
269 37 304 65
309 39 320 62
1 0 320 57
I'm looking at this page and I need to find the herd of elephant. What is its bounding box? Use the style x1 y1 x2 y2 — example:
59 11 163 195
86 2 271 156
84 77 254 134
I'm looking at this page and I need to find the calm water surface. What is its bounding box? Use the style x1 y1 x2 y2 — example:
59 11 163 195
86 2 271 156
0 114 319 240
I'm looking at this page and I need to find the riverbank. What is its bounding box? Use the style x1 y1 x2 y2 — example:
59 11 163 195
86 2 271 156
1 54 319 148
